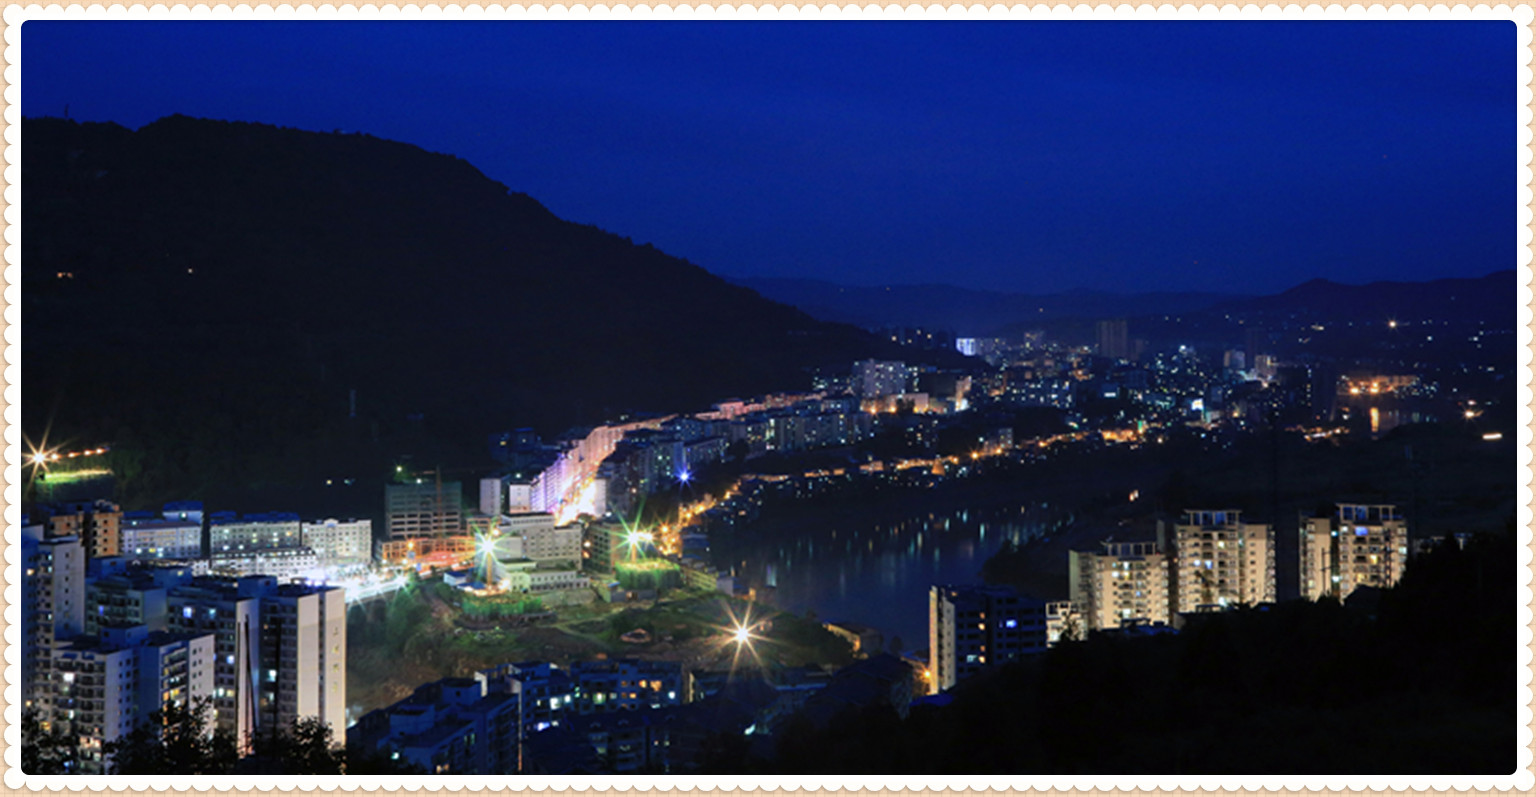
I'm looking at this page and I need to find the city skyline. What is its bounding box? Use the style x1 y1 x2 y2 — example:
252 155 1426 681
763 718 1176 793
21 19 1515 295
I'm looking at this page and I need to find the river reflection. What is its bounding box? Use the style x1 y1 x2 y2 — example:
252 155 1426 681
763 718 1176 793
709 503 1065 647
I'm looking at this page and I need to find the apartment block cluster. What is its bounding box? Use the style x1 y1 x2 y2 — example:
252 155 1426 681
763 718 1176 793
1067 505 1408 634
927 504 1409 696
350 654 916 774
22 518 346 773
30 499 373 584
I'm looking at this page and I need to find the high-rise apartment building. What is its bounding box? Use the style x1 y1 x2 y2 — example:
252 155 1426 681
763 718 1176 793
1069 540 1172 631
1299 504 1409 601
22 524 86 717
1165 510 1275 613
853 359 908 398
928 585 1049 694
257 580 348 736
387 481 464 540
50 624 217 773
165 575 346 747
166 578 262 744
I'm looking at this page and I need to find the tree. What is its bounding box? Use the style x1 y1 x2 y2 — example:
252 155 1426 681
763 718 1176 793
104 697 237 775
241 716 346 775
21 709 79 774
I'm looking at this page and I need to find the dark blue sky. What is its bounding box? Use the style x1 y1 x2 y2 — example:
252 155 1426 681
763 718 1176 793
23 21 1515 295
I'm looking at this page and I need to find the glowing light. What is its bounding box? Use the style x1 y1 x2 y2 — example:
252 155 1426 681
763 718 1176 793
732 625 751 644
678 469 692 484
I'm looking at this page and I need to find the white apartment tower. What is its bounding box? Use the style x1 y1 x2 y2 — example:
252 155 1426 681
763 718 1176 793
1300 504 1409 601
1165 510 1275 613
1069 540 1172 631
22 524 86 717
50 625 216 773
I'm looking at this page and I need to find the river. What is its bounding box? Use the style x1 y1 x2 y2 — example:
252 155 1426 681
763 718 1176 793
708 501 1070 649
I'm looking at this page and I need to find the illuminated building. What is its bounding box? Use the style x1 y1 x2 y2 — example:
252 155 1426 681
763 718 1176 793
1300 504 1408 601
167 576 345 747
209 511 303 555
22 523 86 717
568 659 684 714
1069 540 1171 631
166 578 262 743
928 584 1049 695
257 580 347 736
46 500 123 560
49 624 217 774
1164 510 1275 613
478 661 577 737
386 481 464 540
208 546 322 581
301 517 373 569
853 359 908 398
120 511 202 560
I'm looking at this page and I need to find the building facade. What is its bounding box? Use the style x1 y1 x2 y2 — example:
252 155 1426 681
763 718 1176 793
386 481 465 540
1299 504 1409 601
1068 540 1171 631
928 584 1049 694
1165 510 1275 613
301 518 373 569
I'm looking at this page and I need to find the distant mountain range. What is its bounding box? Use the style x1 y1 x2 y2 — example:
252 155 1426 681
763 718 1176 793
22 115 935 511
1213 272 1516 324
733 270 1515 335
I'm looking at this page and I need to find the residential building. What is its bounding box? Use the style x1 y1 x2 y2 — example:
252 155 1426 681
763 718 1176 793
208 512 303 555
256 579 347 735
1164 510 1275 613
301 518 373 569
165 578 262 744
165 576 346 747
209 546 322 581
49 624 217 773
120 511 202 560
347 677 520 775
22 524 86 717
928 584 1049 694
1300 504 1409 601
1068 540 1172 631
85 570 182 635
853 359 908 398
46 500 123 559
568 659 684 714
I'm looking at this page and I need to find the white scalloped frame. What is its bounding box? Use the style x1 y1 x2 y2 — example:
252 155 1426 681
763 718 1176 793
1 3 1531 792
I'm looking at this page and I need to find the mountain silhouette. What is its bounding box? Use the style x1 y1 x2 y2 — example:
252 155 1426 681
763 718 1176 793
21 115 923 511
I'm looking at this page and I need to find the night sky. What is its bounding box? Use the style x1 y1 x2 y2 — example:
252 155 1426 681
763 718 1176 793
22 20 1515 295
